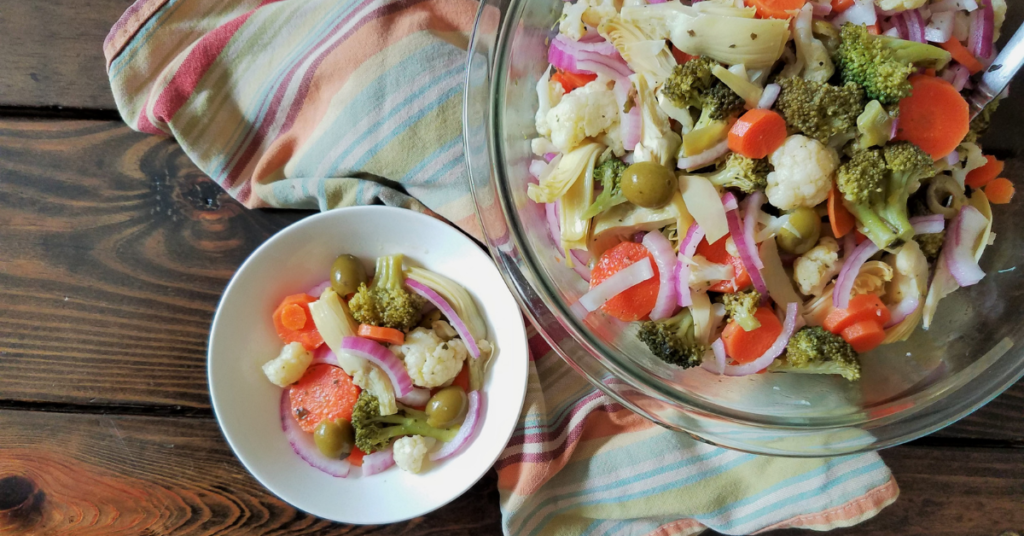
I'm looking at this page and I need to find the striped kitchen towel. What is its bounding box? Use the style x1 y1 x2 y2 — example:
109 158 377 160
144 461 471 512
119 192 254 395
105 1 900 534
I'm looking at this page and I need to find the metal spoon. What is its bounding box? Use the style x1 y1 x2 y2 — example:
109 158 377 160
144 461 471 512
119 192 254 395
968 24 1024 120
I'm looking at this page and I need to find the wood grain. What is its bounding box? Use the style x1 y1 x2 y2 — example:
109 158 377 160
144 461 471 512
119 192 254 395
0 0 130 109
0 119 304 409
0 409 502 535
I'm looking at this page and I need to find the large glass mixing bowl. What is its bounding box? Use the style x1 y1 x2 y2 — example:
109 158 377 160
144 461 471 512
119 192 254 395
463 0 1024 456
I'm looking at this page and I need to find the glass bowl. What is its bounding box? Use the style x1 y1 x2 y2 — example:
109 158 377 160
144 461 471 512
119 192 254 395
463 0 1024 456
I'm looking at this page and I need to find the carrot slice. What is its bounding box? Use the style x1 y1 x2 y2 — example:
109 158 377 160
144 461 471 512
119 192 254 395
965 155 1004 189
823 293 891 335
828 185 856 238
841 320 886 353
697 236 752 293
983 178 1015 204
551 70 598 93
288 364 361 433
939 38 985 75
722 307 784 364
728 109 788 159
590 242 661 322
347 447 366 467
831 0 855 13
273 294 324 351
894 75 970 160
748 0 806 19
671 47 697 64
356 324 405 345
866 23 881 35
451 362 471 393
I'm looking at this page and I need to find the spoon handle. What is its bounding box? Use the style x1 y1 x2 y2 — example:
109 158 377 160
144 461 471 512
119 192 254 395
969 24 1024 120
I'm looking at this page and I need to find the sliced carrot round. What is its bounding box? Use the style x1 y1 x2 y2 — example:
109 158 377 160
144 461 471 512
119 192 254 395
895 75 970 160
828 185 856 238
273 294 324 351
697 236 751 293
984 178 1015 204
728 109 788 159
966 155 1004 189
288 364 361 433
748 0 806 19
824 293 891 334
722 307 783 364
841 320 886 353
590 241 660 322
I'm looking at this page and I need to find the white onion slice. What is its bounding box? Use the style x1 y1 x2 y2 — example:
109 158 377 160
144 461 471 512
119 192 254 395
396 387 431 407
702 338 728 375
642 231 679 320
405 279 481 358
910 214 946 235
362 448 396 476
722 192 768 295
676 223 705 308
678 140 730 171
576 257 654 313
757 83 781 110
430 390 482 461
832 240 880 310
943 205 988 286
722 303 799 376
885 296 920 327
280 390 351 478
925 10 955 43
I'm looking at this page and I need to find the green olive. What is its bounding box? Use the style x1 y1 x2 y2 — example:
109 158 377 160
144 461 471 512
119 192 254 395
425 386 467 428
776 207 822 255
313 419 354 459
620 162 678 209
330 254 368 296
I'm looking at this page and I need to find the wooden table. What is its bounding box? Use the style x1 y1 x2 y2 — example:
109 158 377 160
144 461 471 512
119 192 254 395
0 1 1022 534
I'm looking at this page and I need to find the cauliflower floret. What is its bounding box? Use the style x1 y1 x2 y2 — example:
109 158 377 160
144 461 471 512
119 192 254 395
766 135 839 211
535 70 565 138
793 236 840 296
874 0 926 12
393 435 436 474
993 0 1006 40
885 240 929 304
261 342 313 387
401 327 468 388
546 80 620 153
558 0 618 41
688 254 735 292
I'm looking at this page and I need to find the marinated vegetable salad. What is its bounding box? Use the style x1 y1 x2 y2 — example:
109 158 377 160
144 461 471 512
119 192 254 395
261 254 495 476
531 0 1011 380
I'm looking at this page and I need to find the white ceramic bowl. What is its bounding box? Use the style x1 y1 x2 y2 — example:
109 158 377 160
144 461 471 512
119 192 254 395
208 206 528 524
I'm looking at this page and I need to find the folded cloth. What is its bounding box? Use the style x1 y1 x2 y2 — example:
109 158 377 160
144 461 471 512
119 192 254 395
105 1 899 534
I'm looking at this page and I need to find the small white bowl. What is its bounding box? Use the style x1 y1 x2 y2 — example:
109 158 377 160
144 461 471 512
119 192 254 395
208 206 528 524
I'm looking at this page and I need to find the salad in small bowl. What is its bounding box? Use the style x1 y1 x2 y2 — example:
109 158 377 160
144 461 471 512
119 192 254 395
208 206 527 524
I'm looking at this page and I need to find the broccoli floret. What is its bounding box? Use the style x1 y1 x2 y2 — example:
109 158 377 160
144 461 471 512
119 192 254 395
348 254 424 331
701 83 746 123
880 141 937 239
915 231 946 261
768 326 861 381
637 309 706 369
722 290 762 332
699 153 770 193
856 100 894 150
834 23 951 104
775 77 866 143
581 158 629 219
351 393 460 453
965 97 1001 144
663 56 745 122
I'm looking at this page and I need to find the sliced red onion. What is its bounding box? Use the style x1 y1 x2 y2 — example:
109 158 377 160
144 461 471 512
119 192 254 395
722 192 768 295
722 193 738 212
889 117 900 140
405 279 481 358
340 336 417 395
642 231 679 320
306 280 332 297
546 202 560 247
910 214 946 235
892 13 910 40
757 83 781 110
429 390 482 461
544 152 557 163
362 448 395 476
622 106 642 151
554 33 617 57
702 338 728 374
676 224 705 308
648 0 667 4
312 345 337 366
632 231 648 243
833 0 877 27
885 296 920 327
577 257 654 313
943 205 988 286
281 390 351 478
529 160 547 179
945 149 960 166
903 10 926 43
571 250 592 282
949 64 971 91
551 38 633 78
723 303 799 376
743 192 766 267
968 0 994 59
925 10 955 43
397 387 431 407
811 1 832 18
677 140 730 171
832 240 880 310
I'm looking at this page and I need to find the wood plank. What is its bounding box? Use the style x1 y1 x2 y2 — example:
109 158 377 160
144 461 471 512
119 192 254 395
0 119 303 408
0 409 502 535
0 0 129 109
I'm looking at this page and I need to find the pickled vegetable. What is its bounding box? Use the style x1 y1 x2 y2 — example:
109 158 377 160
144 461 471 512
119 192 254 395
620 162 678 209
330 254 368 296
425 386 467 428
777 207 822 254
314 418 355 458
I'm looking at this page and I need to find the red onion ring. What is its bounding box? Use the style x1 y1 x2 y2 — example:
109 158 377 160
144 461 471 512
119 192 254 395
396 388 431 407
968 1 994 59
405 279 481 358
554 33 617 57
722 192 768 296
903 10 926 43
676 223 705 308
893 13 910 40
362 448 396 476
550 37 633 78
743 192 766 268
429 390 482 461
677 140 730 171
910 214 946 235
949 64 971 91
642 230 679 320
529 160 546 179
546 202 560 247
811 1 832 18
944 149 960 166
340 336 417 395
544 152 557 163
571 250 592 282
889 117 899 140
943 205 988 287
701 338 728 374
575 257 654 314
885 296 920 327
723 303 799 376
832 240 880 310
306 280 331 297
281 389 351 478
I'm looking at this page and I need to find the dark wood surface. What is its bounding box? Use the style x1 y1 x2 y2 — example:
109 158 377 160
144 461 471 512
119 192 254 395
0 1 1022 535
